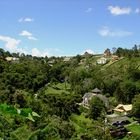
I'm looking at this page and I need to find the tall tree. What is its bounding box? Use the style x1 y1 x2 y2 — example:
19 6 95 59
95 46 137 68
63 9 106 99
132 94 140 119
89 96 105 120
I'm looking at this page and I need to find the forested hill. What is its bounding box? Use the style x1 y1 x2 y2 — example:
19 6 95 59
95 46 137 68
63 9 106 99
0 47 140 139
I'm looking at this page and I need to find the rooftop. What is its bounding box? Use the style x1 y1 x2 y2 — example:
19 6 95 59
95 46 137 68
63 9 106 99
92 88 102 93
114 104 132 112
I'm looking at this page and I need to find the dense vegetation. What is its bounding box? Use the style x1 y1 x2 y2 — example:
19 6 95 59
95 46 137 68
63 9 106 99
0 46 140 139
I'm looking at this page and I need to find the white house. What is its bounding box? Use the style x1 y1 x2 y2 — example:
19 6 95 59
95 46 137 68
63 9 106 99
5 57 19 62
97 57 107 64
63 57 71 62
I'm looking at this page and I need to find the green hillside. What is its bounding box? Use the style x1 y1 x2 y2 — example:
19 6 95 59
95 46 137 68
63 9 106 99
0 47 140 139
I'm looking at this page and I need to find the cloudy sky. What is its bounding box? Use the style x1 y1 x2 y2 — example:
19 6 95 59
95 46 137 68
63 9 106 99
0 0 140 57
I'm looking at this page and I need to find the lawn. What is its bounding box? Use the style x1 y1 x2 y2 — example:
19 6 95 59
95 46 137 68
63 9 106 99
120 135 140 140
45 83 71 95
119 124 140 140
126 124 140 136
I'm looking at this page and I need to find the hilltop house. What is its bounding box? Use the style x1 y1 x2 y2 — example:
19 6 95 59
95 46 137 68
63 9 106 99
5 57 14 61
112 55 119 61
63 57 71 62
82 51 93 58
81 88 109 109
48 59 55 66
97 57 107 65
5 57 19 62
114 104 132 115
79 59 85 65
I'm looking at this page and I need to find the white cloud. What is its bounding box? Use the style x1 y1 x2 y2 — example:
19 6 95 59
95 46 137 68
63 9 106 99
32 48 41 56
108 6 132 15
135 8 140 13
32 48 49 57
28 36 37 41
31 48 62 57
0 35 20 51
99 26 132 37
16 48 28 54
19 30 32 36
85 8 93 13
24 18 34 22
19 30 37 40
18 17 34 22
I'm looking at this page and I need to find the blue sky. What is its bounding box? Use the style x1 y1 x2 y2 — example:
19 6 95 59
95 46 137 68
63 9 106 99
0 0 140 57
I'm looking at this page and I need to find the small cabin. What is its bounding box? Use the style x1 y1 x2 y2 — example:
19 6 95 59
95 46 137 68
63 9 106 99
97 57 107 64
112 55 119 61
114 104 132 115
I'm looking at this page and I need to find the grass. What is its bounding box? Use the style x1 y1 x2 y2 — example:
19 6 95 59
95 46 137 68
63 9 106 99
120 135 140 140
126 124 140 136
45 83 72 95
120 124 140 140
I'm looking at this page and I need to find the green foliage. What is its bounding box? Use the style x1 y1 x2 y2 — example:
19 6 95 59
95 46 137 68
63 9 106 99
29 116 75 140
115 45 140 57
0 104 17 115
42 92 80 120
0 104 40 123
10 125 32 140
20 108 32 117
126 124 140 137
115 81 137 103
89 97 105 120
70 114 112 140
109 97 118 108
0 47 140 139
132 94 140 118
